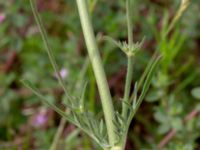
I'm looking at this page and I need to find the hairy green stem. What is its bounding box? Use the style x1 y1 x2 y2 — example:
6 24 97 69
122 0 134 119
76 0 117 145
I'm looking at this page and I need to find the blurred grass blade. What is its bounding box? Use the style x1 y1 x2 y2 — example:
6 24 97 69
165 0 191 36
89 0 99 12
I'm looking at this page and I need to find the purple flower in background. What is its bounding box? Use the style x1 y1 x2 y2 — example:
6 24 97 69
0 13 6 23
60 68 68 78
32 109 48 128
54 68 69 79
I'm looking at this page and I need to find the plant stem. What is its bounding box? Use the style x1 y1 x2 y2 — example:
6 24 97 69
126 0 133 45
29 0 71 101
122 0 134 119
122 57 133 118
76 0 117 145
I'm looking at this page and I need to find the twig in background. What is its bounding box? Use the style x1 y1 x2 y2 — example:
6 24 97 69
158 109 199 149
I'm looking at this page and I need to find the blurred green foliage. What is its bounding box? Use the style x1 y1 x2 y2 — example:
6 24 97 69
0 0 200 149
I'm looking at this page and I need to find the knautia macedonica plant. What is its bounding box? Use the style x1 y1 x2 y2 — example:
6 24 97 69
22 0 191 149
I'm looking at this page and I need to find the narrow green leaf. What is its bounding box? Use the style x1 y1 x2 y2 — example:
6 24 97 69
112 119 120 130
138 53 158 89
115 111 125 127
136 56 162 108
79 81 88 112
132 82 138 109
99 119 104 136
128 55 162 124
122 100 133 114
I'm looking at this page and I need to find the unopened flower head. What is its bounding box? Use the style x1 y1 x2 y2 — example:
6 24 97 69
119 37 145 57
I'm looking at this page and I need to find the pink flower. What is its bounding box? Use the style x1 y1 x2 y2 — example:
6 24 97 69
0 13 6 23
32 109 48 128
60 68 68 78
54 68 69 79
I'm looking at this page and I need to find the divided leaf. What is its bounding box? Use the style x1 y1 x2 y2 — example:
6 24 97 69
21 79 110 149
